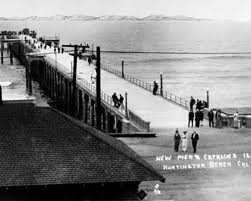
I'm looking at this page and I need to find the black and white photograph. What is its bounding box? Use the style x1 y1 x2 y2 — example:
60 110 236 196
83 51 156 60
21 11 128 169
0 0 251 200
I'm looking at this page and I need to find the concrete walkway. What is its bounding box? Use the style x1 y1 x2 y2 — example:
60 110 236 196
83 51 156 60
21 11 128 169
61 54 188 130
22 36 189 131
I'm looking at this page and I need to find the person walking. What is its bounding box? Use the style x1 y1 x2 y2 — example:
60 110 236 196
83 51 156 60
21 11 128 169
174 129 181 152
191 131 199 153
195 110 200 127
188 110 194 127
181 131 188 152
208 109 214 127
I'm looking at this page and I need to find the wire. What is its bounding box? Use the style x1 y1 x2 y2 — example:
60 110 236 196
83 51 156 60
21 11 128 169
98 50 251 55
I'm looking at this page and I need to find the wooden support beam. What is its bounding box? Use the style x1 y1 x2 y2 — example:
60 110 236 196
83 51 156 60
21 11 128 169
9 44 13 65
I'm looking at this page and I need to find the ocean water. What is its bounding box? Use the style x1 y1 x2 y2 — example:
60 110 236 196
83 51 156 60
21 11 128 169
1 20 251 108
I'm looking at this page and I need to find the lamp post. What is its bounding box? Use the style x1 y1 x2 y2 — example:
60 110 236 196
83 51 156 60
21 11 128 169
121 59 124 78
160 72 163 96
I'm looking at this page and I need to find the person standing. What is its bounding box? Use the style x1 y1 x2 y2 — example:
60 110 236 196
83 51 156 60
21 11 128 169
190 96 195 110
182 131 188 152
199 110 204 126
233 111 239 128
174 129 181 152
188 110 194 127
118 94 124 109
153 81 158 95
112 92 119 108
216 109 222 128
195 110 200 127
208 109 214 127
191 131 199 153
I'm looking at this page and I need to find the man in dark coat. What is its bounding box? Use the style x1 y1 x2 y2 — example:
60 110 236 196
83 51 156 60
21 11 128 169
208 109 214 127
190 96 196 110
188 110 194 127
112 92 119 108
199 110 204 126
174 129 181 152
195 110 200 127
191 131 199 153
153 81 158 95
118 94 124 108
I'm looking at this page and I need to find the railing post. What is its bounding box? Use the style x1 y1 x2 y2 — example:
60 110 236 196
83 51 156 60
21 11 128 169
160 72 163 96
125 92 128 119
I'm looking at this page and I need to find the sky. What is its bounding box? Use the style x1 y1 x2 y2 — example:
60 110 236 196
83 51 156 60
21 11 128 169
2 0 251 20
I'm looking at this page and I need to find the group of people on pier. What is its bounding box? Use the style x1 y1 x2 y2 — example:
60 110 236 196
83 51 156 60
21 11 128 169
174 129 199 153
112 92 124 109
188 96 208 128
23 34 65 55
188 96 228 129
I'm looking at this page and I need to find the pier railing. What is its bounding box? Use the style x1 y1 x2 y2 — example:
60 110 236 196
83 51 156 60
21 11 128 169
78 78 150 132
101 64 190 110
45 56 150 132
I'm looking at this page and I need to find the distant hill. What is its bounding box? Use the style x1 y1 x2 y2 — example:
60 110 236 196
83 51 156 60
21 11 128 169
0 15 207 21
97 15 140 21
142 15 204 21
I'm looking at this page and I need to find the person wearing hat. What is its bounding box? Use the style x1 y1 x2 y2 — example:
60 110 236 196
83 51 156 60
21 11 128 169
174 128 181 152
182 131 188 152
191 131 199 153
195 109 200 127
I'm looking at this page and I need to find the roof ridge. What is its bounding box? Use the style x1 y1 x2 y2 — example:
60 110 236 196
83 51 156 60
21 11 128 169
51 108 165 182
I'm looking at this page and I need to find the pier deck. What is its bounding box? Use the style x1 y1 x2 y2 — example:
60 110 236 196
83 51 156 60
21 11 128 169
40 48 188 130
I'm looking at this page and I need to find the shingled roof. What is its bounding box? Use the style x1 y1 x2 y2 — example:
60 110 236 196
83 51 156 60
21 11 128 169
0 102 165 187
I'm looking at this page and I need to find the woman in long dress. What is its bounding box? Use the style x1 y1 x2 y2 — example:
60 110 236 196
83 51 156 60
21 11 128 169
182 131 188 152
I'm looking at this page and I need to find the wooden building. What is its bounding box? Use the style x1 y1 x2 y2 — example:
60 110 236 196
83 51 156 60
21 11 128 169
0 101 165 200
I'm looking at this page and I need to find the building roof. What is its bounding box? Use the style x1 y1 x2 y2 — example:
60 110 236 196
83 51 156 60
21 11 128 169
0 102 165 187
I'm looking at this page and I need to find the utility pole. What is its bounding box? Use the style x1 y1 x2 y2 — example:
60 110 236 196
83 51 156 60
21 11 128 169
96 47 101 130
125 92 128 119
62 44 89 116
206 90 209 108
1 33 4 64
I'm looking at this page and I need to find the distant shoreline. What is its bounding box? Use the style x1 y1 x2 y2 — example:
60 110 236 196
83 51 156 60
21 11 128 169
0 15 211 22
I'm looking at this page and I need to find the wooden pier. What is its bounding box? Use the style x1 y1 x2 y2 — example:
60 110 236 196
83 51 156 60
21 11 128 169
7 29 251 134
9 32 152 135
